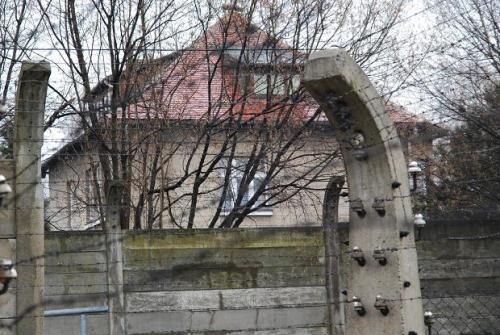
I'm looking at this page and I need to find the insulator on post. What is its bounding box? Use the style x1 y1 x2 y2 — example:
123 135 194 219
352 296 366 316
373 248 388 265
353 149 368 161
374 295 390 316
372 198 386 216
350 246 366 266
0 175 12 207
414 214 426 228
424 311 435 326
350 131 365 149
0 259 17 295
408 161 422 173
350 198 366 217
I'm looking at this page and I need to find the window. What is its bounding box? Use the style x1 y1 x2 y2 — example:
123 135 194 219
251 73 300 96
270 74 286 95
253 73 268 95
290 75 301 93
66 180 78 229
221 158 272 216
239 72 252 96
84 165 101 229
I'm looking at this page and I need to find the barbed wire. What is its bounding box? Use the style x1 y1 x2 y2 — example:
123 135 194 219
0 2 497 334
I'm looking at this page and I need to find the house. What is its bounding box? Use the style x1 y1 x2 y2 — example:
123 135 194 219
42 6 442 230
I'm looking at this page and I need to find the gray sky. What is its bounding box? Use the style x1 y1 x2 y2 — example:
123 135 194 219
34 0 436 159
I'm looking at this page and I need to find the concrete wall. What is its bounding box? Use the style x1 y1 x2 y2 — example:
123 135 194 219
44 232 108 334
44 227 329 335
417 218 500 333
43 221 500 334
418 218 500 296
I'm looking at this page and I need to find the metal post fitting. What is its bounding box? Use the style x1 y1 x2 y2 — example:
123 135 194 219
350 246 366 266
408 161 422 192
0 174 13 207
350 131 365 148
373 248 388 265
353 149 368 161
414 214 426 228
372 198 386 216
0 259 17 295
374 295 390 316
424 311 434 326
352 296 366 316
414 214 426 240
350 198 366 217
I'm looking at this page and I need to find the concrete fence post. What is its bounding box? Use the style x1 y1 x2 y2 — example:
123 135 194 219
105 181 126 335
323 176 346 335
304 50 425 335
14 61 51 335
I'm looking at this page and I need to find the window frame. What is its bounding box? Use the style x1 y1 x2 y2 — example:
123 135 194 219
84 164 102 229
243 70 300 98
220 158 273 217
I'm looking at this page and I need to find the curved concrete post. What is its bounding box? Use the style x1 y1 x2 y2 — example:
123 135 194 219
304 50 425 335
323 176 345 335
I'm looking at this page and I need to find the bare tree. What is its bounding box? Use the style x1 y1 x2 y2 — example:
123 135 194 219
40 0 416 230
418 0 499 215
420 0 498 134
428 86 499 215
125 0 412 229
0 0 43 156
38 0 190 229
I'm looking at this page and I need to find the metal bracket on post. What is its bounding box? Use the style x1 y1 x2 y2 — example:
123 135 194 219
350 198 366 217
303 49 425 335
372 198 386 216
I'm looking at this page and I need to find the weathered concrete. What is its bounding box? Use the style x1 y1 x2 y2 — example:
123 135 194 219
122 228 325 293
41 221 500 334
44 228 328 334
44 314 108 335
303 49 425 334
126 286 326 312
104 182 125 335
0 160 16 334
14 61 51 335
323 176 345 335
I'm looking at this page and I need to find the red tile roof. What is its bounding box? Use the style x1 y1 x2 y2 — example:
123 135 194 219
120 10 422 127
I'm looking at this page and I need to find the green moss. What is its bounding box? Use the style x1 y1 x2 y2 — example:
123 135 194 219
123 228 325 250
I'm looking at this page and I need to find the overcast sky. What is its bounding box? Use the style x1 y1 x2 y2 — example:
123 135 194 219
35 0 437 159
